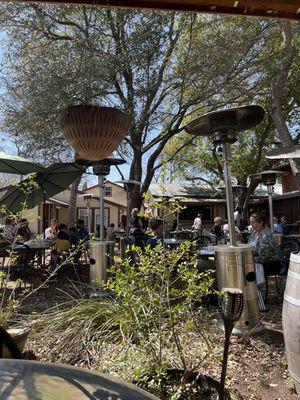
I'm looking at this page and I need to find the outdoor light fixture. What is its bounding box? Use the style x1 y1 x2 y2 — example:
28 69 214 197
59 105 130 161
59 106 129 287
218 288 244 400
252 170 286 232
185 105 264 335
185 105 264 246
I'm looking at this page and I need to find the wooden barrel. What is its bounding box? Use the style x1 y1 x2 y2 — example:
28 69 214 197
282 252 300 394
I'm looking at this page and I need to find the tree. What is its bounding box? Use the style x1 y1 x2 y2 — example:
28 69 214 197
270 21 300 183
163 18 300 212
0 6 284 211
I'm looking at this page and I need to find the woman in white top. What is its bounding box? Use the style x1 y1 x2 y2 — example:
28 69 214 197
45 218 58 240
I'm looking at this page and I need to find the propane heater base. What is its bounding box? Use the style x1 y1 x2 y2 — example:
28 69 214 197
217 320 264 335
215 244 264 335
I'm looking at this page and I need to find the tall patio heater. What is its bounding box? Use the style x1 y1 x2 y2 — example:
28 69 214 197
59 105 130 284
185 105 265 334
116 179 141 259
83 193 92 233
252 171 286 232
116 179 142 234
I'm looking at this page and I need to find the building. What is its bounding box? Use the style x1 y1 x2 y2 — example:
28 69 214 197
0 180 127 235
148 183 227 229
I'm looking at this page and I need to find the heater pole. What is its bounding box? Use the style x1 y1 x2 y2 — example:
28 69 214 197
98 175 105 241
126 189 131 235
222 143 236 246
267 185 274 232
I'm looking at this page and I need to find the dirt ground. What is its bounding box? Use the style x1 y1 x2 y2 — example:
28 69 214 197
4 265 298 400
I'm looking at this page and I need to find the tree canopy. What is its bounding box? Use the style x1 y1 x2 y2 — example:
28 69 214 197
0 6 299 209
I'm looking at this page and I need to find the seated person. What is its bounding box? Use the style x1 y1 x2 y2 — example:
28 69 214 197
213 216 224 242
77 219 89 242
146 218 163 249
107 223 115 241
273 217 283 234
16 218 32 243
69 227 80 246
3 217 17 242
130 208 145 248
58 223 69 239
280 216 291 235
223 220 243 243
55 230 70 253
45 218 58 240
248 212 279 264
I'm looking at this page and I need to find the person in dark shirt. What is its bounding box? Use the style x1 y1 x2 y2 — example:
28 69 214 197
280 216 291 235
129 208 144 248
213 216 224 242
146 218 163 249
76 219 89 242
16 218 32 243
69 227 80 246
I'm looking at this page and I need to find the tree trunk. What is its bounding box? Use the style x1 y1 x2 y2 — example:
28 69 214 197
271 21 300 186
129 149 143 211
67 175 82 228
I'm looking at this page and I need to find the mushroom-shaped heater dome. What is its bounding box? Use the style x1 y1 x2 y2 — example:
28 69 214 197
59 106 130 161
252 170 286 186
185 105 265 137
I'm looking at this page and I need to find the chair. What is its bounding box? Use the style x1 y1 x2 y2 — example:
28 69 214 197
261 241 298 305
262 260 282 305
279 241 299 272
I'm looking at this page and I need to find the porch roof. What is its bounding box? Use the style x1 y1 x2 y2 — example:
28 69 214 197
5 0 299 20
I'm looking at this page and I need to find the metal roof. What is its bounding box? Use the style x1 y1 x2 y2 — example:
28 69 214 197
7 0 300 20
149 183 219 199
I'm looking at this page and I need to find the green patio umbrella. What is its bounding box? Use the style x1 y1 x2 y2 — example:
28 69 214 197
0 152 46 175
0 163 85 226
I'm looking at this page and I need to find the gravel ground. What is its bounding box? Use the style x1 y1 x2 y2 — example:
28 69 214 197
2 266 297 400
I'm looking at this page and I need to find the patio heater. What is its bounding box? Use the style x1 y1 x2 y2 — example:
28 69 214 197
252 170 286 232
116 179 141 259
116 179 142 234
83 193 92 233
185 105 265 334
59 105 130 285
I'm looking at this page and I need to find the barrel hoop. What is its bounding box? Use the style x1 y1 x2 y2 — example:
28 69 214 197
289 369 300 384
284 293 300 307
288 270 300 281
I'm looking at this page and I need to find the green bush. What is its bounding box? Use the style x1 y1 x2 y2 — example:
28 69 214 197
33 242 217 397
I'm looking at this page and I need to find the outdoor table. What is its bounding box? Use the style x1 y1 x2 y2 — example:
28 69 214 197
0 359 158 399
9 240 54 268
163 238 187 248
283 234 300 241
199 247 216 259
168 230 192 240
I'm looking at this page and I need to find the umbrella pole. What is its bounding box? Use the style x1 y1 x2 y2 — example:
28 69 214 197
98 175 105 241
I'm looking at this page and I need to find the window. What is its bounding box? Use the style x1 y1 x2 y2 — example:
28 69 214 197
78 208 91 229
104 186 112 197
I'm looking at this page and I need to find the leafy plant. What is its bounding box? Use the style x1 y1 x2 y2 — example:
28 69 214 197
32 241 217 398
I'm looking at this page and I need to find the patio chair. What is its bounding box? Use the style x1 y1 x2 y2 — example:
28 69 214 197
279 241 299 272
262 260 282 305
